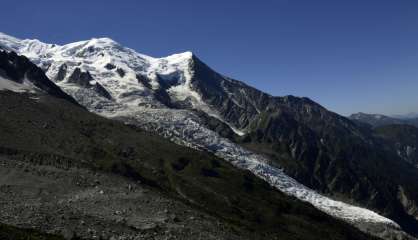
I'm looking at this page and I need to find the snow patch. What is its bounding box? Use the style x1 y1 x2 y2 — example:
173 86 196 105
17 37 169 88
0 76 38 93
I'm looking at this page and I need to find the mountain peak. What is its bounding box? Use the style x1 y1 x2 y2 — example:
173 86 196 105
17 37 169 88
86 37 119 47
163 51 194 63
350 112 386 119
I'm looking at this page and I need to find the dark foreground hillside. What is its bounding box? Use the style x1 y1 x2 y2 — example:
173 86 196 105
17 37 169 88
0 91 376 240
0 224 68 240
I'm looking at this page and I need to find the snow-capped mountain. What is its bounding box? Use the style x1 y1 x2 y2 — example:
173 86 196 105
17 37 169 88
0 33 239 130
0 32 414 239
392 113 418 120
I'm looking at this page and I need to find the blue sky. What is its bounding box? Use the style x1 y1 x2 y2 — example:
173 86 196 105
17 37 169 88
1 0 417 116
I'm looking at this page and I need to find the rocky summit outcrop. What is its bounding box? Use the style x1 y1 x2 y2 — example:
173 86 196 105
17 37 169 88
0 50 78 105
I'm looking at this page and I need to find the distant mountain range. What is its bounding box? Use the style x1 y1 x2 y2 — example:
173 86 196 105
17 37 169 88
1 32 418 239
392 113 418 120
349 112 418 169
350 112 418 128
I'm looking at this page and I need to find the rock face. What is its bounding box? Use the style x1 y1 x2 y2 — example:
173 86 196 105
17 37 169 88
66 67 112 99
0 50 78 104
375 124 418 168
68 67 94 87
1 32 418 239
55 63 68 81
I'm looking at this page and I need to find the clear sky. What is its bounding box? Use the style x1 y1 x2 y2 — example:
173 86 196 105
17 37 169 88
1 0 417 116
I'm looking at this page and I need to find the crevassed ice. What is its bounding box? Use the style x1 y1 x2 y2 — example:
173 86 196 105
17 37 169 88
105 107 399 227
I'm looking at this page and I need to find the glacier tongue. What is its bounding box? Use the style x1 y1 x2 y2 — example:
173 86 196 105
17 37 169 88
107 107 401 228
0 32 409 239
103 106 408 239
